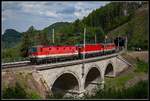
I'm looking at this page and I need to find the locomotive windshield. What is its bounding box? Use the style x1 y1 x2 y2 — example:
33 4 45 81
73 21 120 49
30 47 37 52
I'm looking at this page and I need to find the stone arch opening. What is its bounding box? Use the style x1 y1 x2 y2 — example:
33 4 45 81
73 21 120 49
84 67 101 91
105 63 114 76
51 73 79 97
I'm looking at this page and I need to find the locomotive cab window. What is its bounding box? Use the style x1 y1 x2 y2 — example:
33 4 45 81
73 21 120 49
30 47 37 52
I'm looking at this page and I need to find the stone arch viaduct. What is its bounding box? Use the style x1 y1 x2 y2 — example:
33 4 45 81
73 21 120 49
33 53 129 97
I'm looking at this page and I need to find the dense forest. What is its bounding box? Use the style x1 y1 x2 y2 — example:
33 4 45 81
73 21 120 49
2 1 148 59
2 29 23 48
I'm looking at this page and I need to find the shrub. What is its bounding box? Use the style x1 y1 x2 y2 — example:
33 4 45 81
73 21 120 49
135 60 148 73
2 82 27 99
85 80 148 99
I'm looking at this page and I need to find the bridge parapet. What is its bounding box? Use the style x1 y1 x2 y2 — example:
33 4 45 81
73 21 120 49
35 53 118 71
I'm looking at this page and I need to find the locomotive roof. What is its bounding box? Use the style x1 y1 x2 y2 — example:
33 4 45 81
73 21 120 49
75 43 101 46
100 42 115 45
31 45 43 48
31 43 113 48
32 45 76 48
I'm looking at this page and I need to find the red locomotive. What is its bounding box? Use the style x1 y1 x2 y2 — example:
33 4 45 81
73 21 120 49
29 43 116 64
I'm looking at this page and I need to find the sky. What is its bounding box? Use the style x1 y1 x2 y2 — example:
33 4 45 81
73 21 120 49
2 1 110 34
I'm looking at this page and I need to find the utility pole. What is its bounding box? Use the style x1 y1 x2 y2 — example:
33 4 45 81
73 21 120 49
82 27 86 78
104 36 106 54
95 34 97 44
126 36 128 51
83 27 86 60
52 28 55 44
118 35 119 51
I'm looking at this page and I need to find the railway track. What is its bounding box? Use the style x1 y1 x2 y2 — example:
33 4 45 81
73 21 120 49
2 61 31 69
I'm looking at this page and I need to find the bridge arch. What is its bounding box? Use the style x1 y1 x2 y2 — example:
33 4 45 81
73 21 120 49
51 70 80 97
104 62 114 76
84 65 102 90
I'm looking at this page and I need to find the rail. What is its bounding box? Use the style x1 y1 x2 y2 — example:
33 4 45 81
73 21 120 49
2 57 30 63
2 61 30 69
116 55 133 67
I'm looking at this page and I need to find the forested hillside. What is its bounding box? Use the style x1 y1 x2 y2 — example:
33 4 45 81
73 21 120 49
2 29 22 48
2 1 148 59
108 3 148 50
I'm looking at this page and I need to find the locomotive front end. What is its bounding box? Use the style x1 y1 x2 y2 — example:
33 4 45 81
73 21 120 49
28 46 39 64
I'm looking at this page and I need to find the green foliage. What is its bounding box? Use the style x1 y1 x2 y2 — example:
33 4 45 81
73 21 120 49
46 93 63 99
104 72 134 90
2 44 24 62
109 3 148 50
2 82 42 99
20 32 32 57
85 80 148 99
128 13 148 50
46 80 148 99
27 91 42 99
2 29 22 49
135 60 148 73
82 2 140 32
2 82 27 99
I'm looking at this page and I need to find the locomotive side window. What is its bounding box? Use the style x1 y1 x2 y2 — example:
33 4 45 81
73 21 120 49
31 47 37 52
49 48 51 50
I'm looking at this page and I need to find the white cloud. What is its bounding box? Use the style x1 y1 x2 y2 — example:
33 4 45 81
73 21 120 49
20 2 43 14
74 2 110 19
74 2 93 19
2 9 12 20
2 1 110 33
74 9 93 19
45 11 58 17
19 2 58 18
2 17 5 21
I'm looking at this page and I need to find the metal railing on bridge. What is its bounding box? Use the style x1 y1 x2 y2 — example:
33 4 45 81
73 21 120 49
2 57 30 64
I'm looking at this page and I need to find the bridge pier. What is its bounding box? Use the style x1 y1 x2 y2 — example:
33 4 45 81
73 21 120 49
100 80 105 89
78 89 86 97
78 74 86 97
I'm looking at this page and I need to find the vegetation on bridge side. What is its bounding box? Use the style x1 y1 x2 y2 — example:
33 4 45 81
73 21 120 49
2 82 41 99
84 80 148 99
2 71 47 99
134 59 148 73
